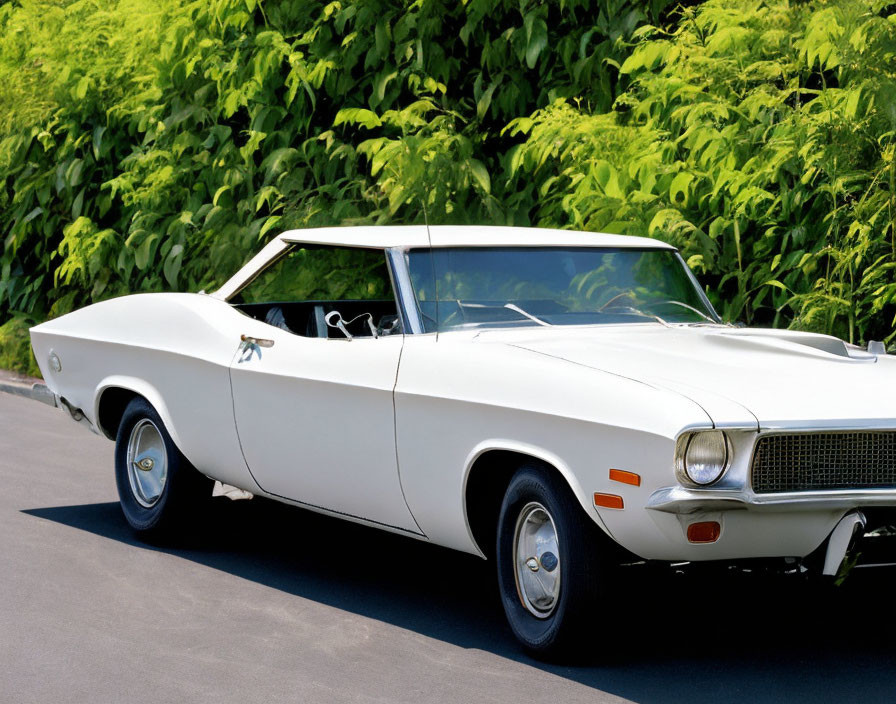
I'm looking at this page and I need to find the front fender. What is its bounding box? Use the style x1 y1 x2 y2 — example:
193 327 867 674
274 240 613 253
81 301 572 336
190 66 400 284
461 439 615 556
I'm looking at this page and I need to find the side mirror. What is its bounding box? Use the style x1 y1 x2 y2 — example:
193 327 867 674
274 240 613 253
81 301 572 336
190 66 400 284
324 311 352 340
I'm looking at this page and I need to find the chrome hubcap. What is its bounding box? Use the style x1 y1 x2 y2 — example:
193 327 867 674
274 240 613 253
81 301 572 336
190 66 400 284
513 502 561 618
126 419 167 508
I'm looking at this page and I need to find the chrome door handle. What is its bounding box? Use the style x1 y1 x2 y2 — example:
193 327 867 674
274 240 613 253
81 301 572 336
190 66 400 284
241 334 275 348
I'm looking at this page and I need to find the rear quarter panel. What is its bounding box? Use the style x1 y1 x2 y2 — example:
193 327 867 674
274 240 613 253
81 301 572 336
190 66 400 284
30 293 258 491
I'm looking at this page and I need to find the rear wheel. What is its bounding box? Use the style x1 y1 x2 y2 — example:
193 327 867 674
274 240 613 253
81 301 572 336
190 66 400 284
114 397 212 538
496 464 615 659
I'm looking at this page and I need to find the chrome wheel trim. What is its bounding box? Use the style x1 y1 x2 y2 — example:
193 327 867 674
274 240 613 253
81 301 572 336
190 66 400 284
126 419 168 508
512 501 561 618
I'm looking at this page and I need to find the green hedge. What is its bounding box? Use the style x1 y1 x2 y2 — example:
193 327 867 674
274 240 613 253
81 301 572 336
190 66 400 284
0 0 894 372
0 316 40 376
506 2 896 343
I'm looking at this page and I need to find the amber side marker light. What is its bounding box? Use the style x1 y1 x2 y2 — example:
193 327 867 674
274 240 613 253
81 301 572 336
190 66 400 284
593 493 624 510
609 469 641 487
687 521 721 543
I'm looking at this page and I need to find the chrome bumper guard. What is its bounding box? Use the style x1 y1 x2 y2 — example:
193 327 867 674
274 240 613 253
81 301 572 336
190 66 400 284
822 511 865 576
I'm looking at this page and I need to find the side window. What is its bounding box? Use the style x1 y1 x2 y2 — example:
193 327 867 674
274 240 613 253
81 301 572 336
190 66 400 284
231 245 401 339
233 246 392 304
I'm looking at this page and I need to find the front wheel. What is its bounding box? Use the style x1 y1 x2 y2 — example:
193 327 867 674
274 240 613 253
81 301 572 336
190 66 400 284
496 465 615 658
114 397 212 538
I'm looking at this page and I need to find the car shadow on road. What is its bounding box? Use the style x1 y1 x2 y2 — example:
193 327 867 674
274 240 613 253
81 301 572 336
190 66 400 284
22 498 896 703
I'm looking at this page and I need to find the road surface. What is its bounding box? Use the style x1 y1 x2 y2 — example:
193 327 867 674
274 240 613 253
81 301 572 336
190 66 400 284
2 391 896 703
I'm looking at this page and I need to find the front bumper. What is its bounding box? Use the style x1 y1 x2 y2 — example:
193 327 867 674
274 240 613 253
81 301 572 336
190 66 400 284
647 486 896 514
622 425 896 562
634 486 896 566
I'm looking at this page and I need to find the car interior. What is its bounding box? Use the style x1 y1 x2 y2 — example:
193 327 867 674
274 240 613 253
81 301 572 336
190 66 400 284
233 300 402 338
228 244 403 339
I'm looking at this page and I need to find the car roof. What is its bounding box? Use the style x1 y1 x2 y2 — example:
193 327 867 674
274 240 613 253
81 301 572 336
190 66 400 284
213 226 675 300
277 225 674 250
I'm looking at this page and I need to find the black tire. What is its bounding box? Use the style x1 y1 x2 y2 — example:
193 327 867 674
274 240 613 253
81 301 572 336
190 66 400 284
114 397 213 538
496 464 615 659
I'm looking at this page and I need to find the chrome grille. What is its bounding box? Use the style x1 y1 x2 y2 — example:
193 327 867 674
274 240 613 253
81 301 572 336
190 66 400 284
751 431 896 493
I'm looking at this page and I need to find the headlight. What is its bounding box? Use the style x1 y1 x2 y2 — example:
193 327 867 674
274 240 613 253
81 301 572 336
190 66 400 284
675 430 731 486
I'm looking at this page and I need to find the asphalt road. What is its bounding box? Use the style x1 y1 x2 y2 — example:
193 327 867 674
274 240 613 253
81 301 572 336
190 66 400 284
4 391 896 703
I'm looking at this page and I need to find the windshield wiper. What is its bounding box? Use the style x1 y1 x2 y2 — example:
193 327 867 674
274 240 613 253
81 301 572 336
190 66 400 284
456 301 552 327
653 299 720 324
600 304 670 327
504 303 552 327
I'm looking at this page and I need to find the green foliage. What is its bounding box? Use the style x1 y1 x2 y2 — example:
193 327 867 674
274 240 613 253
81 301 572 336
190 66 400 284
1 0 895 372
0 0 667 339
508 0 896 344
0 316 40 377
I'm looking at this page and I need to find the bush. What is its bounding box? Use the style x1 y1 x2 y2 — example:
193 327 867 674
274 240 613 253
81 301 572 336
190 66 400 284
0 316 41 378
0 0 894 374
506 0 896 343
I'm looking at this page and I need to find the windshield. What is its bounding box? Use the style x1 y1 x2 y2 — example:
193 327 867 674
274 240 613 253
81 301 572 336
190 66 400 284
406 246 718 332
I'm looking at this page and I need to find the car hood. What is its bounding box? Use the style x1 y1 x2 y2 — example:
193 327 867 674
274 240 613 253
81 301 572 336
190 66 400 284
489 325 896 429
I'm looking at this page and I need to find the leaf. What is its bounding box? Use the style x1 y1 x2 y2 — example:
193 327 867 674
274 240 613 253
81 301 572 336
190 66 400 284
469 159 490 194
261 148 298 181
764 280 792 293
163 244 184 288
212 185 231 207
593 160 624 199
135 234 160 271
71 189 85 220
476 79 499 120
844 88 863 120
375 20 390 60
92 126 106 160
525 18 548 69
21 207 43 226
371 70 398 106
334 108 382 129
259 215 282 240
74 76 89 100
669 172 694 207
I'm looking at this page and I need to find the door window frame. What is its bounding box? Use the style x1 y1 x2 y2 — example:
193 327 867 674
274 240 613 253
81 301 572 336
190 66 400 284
224 241 427 339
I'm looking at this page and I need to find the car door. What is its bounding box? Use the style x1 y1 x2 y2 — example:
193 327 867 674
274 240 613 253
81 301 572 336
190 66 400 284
227 245 422 535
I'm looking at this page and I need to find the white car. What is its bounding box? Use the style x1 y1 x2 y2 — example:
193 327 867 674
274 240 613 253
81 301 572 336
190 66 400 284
29 226 896 657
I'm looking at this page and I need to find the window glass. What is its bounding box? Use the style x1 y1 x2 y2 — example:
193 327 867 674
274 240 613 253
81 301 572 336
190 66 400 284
233 245 393 304
407 246 716 331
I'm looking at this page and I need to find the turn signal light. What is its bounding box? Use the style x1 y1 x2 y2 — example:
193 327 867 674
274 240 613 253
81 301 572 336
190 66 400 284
609 469 641 486
687 521 721 543
593 493 624 510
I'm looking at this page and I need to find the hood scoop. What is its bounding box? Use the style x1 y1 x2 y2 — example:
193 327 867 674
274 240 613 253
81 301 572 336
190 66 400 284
712 329 875 361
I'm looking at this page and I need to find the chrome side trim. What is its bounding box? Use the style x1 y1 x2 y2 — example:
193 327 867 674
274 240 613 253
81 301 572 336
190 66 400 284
673 251 723 323
213 238 291 301
386 247 424 335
